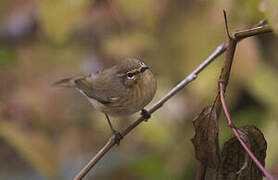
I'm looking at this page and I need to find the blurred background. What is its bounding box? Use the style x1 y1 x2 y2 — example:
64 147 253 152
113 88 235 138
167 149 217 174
0 0 277 179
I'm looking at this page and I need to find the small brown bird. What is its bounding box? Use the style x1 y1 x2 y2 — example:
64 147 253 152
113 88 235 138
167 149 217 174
54 58 157 143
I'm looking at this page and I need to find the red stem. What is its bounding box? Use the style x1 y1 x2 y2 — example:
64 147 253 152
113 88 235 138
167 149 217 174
219 83 274 180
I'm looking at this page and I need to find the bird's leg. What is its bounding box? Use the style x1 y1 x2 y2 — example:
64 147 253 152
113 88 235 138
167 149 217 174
105 114 122 145
141 109 151 122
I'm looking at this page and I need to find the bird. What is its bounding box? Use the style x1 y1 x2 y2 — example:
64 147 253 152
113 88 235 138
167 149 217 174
53 58 157 144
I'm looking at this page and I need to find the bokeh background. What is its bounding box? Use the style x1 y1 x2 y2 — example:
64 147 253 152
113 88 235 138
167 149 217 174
0 0 277 179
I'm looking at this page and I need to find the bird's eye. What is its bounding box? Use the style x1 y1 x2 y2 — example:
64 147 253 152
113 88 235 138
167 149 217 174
127 73 135 79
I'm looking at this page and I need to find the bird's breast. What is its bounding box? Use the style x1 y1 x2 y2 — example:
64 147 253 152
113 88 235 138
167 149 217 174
87 70 157 117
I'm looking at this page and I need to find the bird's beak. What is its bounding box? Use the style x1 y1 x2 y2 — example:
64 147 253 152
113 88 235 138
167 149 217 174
140 65 149 73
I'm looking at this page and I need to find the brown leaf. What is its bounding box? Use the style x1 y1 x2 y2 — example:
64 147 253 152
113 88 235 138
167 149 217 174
217 125 267 180
191 106 220 169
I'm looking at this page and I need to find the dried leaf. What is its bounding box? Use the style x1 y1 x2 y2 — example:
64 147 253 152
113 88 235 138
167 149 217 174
217 125 267 180
191 106 220 169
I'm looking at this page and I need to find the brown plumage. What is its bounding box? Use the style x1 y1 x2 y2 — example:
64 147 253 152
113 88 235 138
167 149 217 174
54 58 157 117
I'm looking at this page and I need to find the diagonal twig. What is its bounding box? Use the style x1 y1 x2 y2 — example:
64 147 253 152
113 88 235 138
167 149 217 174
73 43 227 180
219 83 274 180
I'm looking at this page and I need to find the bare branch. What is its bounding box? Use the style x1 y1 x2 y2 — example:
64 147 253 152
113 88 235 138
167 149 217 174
215 12 274 179
73 43 227 180
234 24 272 41
74 137 115 180
219 83 274 180
223 10 232 40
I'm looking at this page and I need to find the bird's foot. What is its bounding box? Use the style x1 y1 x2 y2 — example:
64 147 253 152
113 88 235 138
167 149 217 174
112 131 123 146
141 109 151 122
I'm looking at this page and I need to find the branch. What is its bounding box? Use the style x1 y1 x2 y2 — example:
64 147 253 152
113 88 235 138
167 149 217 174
219 83 274 180
192 11 273 180
219 11 272 91
73 43 227 180
216 10 274 179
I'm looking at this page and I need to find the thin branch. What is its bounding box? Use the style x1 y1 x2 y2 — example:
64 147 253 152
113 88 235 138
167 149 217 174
215 11 274 179
73 43 227 180
223 10 232 40
218 11 237 90
234 24 272 41
219 83 274 180
74 137 115 180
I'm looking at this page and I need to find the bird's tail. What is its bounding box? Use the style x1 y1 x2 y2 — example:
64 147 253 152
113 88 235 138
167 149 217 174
52 76 84 88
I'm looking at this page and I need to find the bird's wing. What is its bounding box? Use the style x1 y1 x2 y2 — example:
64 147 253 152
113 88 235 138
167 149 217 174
74 77 113 105
54 76 113 104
